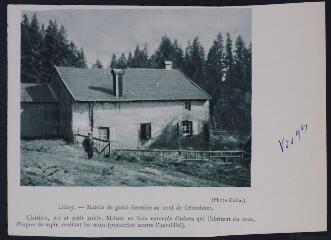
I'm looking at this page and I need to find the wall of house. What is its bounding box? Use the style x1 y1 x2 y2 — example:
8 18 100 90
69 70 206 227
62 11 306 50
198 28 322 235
21 103 58 138
72 100 210 149
72 102 90 135
49 73 73 141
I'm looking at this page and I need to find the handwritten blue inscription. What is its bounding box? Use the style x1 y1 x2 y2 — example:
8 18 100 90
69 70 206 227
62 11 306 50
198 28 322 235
278 123 308 152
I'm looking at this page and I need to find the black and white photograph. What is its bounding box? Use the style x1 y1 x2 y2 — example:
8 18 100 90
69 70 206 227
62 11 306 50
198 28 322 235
20 7 252 187
7 2 327 238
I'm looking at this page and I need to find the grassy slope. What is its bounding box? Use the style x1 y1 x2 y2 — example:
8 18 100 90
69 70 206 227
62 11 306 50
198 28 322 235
21 140 250 187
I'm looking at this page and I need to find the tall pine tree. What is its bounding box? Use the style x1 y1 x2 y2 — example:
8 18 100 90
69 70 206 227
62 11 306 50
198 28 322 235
92 59 103 69
29 14 43 82
224 33 234 83
205 32 225 127
110 54 117 68
21 14 33 82
183 37 205 87
151 35 184 69
21 15 87 83
117 53 127 68
205 32 224 96
131 44 149 68
127 52 133 67
233 35 247 89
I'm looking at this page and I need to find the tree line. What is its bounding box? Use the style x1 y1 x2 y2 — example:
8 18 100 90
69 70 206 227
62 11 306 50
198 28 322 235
21 14 251 135
106 34 251 135
21 14 87 83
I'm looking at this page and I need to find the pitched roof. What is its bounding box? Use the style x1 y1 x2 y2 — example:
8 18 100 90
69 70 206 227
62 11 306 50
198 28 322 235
54 66 211 102
21 83 57 103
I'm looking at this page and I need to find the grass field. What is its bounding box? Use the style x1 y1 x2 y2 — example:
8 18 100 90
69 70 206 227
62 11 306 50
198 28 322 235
21 139 250 187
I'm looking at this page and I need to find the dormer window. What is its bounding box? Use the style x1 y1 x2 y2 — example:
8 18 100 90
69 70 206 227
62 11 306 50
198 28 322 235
184 101 191 111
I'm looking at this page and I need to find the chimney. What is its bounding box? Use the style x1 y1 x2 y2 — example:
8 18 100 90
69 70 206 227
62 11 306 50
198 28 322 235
111 69 125 97
164 61 172 70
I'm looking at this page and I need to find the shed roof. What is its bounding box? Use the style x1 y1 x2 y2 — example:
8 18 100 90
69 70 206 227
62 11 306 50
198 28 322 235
54 66 211 102
21 83 57 103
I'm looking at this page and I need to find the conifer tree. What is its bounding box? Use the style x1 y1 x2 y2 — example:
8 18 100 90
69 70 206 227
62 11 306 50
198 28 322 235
183 37 205 87
205 32 226 127
21 15 87 83
92 59 103 69
29 14 43 82
75 48 87 68
131 45 141 68
224 33 234 83
205 32 224 96
152 35 184 69
131 44 149 68
117 53 127 68
127 52 133 67
172 39 184 69
142 44 149 67
233 35 247 89
110 54 117 68
21 14 32 82
244 43 252 91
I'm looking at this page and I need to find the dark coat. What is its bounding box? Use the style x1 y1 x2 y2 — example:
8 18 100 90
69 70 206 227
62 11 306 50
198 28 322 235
82 137 94 152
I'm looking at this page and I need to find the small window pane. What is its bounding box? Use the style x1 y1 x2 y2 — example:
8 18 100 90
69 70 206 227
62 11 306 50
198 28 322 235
98 128 109 140
181 121 192 136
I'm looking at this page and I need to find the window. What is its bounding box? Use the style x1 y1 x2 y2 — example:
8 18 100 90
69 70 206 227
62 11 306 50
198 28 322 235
141 123 151 140
184 101 191 111
98 127 109 140
181 120 193 136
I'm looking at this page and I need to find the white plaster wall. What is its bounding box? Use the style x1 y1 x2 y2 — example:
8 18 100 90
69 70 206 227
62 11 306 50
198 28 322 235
72 100 209 149
72 102 90 135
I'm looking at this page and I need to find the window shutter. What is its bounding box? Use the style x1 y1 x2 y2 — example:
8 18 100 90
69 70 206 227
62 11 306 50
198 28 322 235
147 123 151 139
141 124 146 139
106 128 110 140
192 121 198 135
189 121 193 136
177 122 180 136
141 123 151 140
113 74 117 95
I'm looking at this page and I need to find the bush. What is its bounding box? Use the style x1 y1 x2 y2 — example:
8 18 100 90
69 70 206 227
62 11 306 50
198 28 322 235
140 154 155 162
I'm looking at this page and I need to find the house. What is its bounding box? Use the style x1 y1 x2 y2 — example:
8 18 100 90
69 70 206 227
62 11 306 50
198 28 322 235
21 61 211 149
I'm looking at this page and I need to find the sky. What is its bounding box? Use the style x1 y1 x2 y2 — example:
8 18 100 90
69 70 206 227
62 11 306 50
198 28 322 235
25 7 251 67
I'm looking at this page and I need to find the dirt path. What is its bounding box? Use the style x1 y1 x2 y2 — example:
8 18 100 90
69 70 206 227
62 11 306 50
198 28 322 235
21 140 230 186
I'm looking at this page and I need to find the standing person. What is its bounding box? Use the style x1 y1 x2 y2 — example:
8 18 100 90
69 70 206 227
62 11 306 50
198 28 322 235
82 132 94 159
